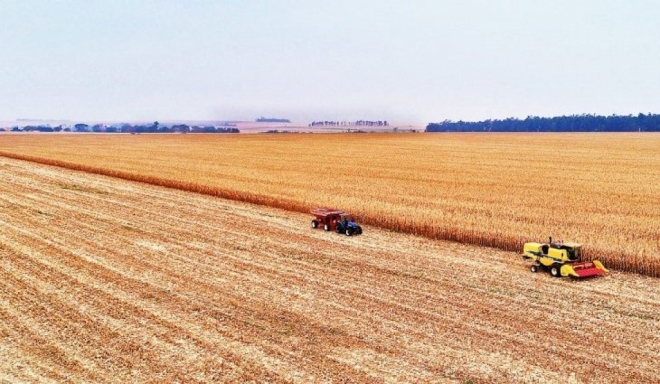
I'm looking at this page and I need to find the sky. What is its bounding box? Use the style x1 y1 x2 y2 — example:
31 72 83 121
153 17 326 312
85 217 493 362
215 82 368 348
1 0 659 124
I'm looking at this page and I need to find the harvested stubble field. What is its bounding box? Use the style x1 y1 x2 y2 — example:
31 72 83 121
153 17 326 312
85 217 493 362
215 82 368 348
1 157 660 383
1 133 659 277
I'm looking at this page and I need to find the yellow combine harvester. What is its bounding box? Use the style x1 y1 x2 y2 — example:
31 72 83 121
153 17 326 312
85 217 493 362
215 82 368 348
523 237 608 278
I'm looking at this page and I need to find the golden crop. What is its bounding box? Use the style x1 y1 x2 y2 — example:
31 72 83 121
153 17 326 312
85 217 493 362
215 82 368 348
1 132 659 276
3 157 659 382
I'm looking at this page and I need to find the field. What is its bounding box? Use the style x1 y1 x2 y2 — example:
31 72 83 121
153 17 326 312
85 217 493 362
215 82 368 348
1 133 659 276
1 157 659 383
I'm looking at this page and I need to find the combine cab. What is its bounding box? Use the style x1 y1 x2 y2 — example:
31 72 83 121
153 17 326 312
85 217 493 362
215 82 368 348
310 208 362 236
523 237 607 278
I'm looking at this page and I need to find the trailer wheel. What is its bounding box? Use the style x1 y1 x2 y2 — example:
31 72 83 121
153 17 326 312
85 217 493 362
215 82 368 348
530 264 539 273
345 228 353 236
311 220 318 228
324 224 330 231
550 264 561 277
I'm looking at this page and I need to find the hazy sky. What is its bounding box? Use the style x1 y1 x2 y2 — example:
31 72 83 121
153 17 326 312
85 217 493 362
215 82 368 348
1 0 659 124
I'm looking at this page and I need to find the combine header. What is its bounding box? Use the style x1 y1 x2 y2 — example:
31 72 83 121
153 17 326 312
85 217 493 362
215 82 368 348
523 237 608 278
310 208 362 236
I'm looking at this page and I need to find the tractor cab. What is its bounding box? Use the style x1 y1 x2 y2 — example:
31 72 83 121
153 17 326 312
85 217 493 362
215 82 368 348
338 213 352 227
335 213 362 236
335 214 361 235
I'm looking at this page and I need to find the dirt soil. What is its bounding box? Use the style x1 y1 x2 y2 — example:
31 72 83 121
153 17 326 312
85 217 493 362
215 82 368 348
0 157 658 383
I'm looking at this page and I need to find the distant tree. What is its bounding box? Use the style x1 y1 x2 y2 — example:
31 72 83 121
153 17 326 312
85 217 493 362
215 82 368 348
134 124 156 133
74 123 89 132
23 125 53 132
172 124 189 133
217 127 240 133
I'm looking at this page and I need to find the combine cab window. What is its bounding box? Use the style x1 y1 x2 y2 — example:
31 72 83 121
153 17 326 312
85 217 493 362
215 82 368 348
572 247 581 261
564 247 580 260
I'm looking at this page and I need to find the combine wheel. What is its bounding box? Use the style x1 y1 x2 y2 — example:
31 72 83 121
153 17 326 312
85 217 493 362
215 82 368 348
324 224 330 231
311 220 318 228
530 264 539 273
550 264 562 278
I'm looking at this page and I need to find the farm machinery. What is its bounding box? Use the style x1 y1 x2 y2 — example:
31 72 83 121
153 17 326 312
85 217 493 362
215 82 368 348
310 208 363 236
523 237 608 278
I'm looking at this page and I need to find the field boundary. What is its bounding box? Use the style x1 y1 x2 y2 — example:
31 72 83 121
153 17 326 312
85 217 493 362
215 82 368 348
1 150 657 278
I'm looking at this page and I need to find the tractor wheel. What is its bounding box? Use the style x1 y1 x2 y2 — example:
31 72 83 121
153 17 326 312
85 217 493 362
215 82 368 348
311 220 318 228
356 226 362 235
345 228 353 236
530 264 539 273
550 264 562 278
324 224 330 231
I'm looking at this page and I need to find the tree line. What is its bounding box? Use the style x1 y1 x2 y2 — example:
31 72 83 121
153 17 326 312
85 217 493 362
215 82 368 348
426 114 660 132
256 117 291 123
3 122 240 134
309 120 389 127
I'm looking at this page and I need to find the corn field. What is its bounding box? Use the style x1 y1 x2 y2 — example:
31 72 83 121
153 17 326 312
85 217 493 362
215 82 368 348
1 132 659 277
1 156 659 383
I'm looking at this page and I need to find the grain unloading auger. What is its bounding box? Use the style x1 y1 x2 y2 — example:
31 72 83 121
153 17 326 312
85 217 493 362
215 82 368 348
523 237 608 278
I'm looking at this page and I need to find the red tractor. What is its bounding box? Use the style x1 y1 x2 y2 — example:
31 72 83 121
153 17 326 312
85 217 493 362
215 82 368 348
310 208 363 236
